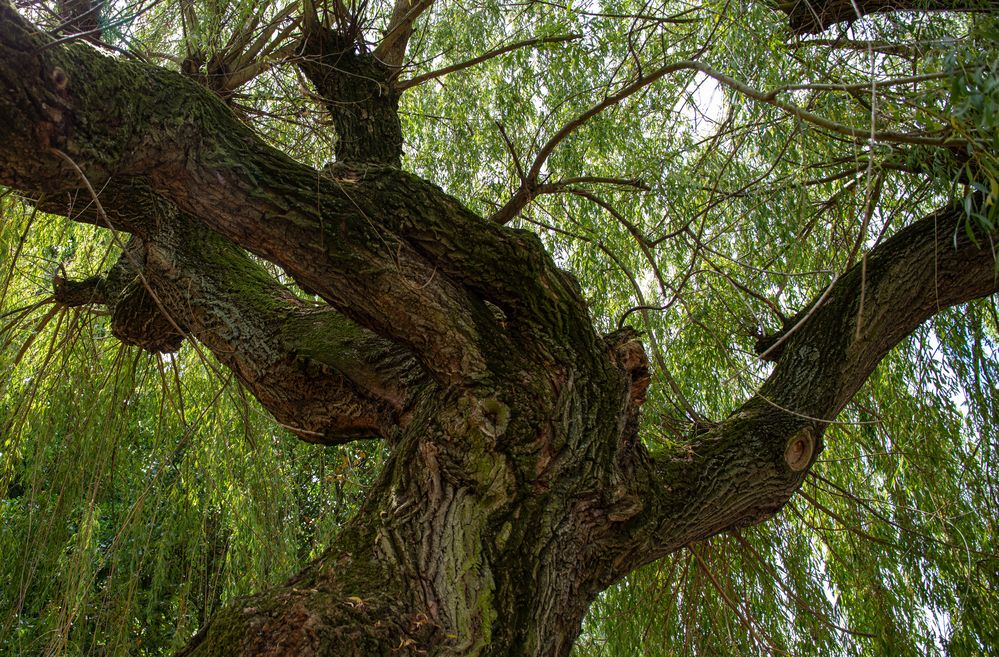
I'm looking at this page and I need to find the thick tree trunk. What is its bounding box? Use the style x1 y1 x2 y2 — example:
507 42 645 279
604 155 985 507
178 333 638 657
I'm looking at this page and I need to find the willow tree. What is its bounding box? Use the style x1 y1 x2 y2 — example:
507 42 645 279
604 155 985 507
1 0 997 654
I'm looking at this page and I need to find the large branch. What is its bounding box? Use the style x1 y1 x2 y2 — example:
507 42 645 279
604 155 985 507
0 4 597 382
598 202 997 583
46 183 423 443
296 23 404 165
777 0 999 35
373 0 434 68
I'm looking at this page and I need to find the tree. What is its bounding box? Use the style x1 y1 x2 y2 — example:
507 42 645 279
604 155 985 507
1 0 997 654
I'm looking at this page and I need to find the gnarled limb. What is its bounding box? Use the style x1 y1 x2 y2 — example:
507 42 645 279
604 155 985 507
777 0 999 35
47 186 424 443
0 5 597 383
601 203 998 583
138 220 423 443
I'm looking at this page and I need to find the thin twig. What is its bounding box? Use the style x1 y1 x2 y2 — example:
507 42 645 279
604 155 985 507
397 34 582 90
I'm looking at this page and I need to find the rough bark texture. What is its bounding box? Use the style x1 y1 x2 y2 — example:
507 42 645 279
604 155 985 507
1 4 997 656
297 23 404 166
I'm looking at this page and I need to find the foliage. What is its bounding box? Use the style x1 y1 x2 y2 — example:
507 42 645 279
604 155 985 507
1 0 998 655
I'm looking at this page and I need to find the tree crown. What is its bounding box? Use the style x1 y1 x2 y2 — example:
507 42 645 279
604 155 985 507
1 0 997 654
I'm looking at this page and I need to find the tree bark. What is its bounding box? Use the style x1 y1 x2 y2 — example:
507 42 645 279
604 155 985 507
51 189 423 442
1 4 997 656
297 23 404 166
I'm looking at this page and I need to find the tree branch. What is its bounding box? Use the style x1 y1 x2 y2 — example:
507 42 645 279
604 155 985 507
374 0 435 68
396 34 582 91
45 182 423 443
489 57 953 225
776 0 999 35
791 37 954 58
0 4 598 382
144 223 423 443
600 202 998 583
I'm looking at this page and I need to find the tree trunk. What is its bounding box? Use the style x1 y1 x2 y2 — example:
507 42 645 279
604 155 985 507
179 334 640 657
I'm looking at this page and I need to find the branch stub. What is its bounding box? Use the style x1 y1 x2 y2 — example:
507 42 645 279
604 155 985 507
784 427 815 471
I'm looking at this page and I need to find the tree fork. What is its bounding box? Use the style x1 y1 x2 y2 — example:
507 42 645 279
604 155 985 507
0 6 595 383
175 328 639 657
603 203 999 583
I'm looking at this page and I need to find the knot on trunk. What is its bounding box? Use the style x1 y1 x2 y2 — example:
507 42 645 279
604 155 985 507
784 426 817 471
109 278 185 353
